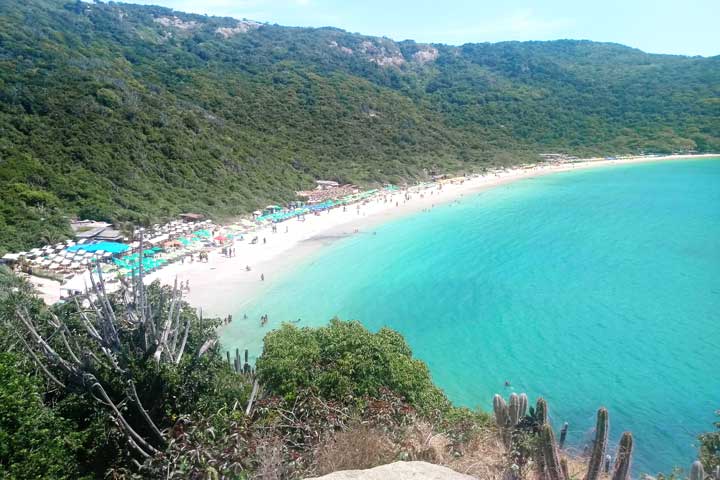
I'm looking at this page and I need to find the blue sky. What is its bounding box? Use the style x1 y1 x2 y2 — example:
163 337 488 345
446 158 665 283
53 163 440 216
121 0 719 56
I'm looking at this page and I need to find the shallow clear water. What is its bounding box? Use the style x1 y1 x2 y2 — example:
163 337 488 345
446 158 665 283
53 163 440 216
221 159 720 474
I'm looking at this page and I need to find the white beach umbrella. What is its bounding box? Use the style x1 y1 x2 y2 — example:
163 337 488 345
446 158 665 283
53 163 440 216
61 259 72 266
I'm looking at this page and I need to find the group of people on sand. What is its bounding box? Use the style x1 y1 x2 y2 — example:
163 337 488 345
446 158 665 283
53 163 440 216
221 246 235 257
180 251 209 264
181 279 190 292
260 314 269 326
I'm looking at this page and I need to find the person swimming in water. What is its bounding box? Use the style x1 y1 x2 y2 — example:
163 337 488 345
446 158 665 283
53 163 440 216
504 380 511 387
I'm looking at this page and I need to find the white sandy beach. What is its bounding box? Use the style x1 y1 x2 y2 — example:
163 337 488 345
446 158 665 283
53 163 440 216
28 154 717 312
142 154 718 318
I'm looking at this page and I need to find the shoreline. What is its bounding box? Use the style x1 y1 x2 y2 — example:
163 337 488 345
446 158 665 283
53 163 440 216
141 154 717 318
25 154 718 309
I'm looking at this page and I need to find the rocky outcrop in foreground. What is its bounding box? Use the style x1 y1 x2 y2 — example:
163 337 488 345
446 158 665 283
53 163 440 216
307 461 475 480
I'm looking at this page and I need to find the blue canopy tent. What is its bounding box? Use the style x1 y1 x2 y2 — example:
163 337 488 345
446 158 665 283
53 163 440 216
67 242 130 255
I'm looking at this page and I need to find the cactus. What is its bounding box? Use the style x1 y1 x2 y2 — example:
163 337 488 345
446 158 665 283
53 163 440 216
560 458 570 480
519 393 528 420
611 432 634 480
509 393 522 424
605 455 612 473
690 460 705 480
559 422 569 449
539 423 567 480
536 397 549 426
494 394 510 428
585 408 610 480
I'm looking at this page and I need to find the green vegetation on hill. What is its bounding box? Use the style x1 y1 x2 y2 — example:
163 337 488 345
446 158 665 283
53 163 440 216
1 0 719 253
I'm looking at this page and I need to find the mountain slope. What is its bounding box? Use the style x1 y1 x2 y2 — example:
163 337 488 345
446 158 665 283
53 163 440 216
0 0 718 252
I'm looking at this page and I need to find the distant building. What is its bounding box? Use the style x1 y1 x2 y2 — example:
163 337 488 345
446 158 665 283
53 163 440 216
315 180 340 190
70 220 111 233
71 220 123 241
95 229 123 241
263 205 283 215
296 181 359 204
179 213 205 222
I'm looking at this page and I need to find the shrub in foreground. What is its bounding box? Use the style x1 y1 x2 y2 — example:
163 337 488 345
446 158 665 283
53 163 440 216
256 318 452 416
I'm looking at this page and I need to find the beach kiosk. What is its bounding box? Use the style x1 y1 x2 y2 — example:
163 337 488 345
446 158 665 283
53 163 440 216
263 205 283 216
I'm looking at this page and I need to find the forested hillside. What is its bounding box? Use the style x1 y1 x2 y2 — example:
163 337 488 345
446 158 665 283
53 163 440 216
1 0 719 253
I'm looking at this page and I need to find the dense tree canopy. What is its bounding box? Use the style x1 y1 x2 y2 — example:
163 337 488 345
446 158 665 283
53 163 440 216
1 0 718 253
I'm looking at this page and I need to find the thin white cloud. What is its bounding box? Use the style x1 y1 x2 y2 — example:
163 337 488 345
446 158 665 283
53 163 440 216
424 9 574 43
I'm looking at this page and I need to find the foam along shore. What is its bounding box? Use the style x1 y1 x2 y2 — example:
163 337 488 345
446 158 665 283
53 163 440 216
25 154 717 309
140 154 718 318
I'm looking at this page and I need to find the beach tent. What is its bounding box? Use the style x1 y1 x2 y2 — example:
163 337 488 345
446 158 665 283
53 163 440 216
67 242 129 255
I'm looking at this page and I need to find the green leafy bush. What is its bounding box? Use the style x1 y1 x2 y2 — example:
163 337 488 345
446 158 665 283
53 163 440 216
257 318 452 415
0 354 90 480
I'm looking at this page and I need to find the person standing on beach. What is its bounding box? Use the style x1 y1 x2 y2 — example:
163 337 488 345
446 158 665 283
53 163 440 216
261 273 264 281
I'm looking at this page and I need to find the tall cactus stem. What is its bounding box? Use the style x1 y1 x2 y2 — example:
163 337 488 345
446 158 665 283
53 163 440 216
690 460 705 480
536 397 549 426
509 393 521 425
493 394 509 429
540 424 567 480
585 407 610 480
611 432 634 480
518 393 528 420
559 422 569 449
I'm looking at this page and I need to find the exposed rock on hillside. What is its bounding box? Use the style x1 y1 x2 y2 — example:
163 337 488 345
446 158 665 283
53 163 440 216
216 20 262 38
413 45 439 64
153 16 198 30
359 40 406 67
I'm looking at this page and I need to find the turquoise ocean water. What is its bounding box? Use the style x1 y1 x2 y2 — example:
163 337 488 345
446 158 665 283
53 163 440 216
221 159 720 474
